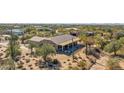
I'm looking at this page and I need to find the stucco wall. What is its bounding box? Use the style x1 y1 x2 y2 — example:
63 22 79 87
40 40 58 50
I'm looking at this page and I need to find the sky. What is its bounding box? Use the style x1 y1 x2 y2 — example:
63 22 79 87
0 0 124 23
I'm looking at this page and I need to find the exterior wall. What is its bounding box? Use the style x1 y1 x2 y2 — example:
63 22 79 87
40 40 58 50
28 39 58 49
28 40 40 47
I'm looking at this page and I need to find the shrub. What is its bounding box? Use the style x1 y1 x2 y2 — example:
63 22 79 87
107 58 121 70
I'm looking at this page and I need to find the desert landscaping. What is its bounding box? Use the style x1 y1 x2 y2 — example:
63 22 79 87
0 24 124 70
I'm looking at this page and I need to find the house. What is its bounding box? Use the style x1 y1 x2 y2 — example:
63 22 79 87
70 31 96 37
5 29 24 36
70 31 80 36
65 28 79 31
85 31 95 36
34 26 52 31
29 34 80 53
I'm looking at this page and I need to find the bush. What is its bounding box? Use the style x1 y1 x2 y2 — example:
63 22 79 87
78 61 86 70
68 66 80 70
107 58 121 70
53 59 59 64
104 40 122 56
0 58 15 70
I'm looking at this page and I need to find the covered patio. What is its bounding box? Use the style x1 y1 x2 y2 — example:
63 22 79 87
57 40 80 54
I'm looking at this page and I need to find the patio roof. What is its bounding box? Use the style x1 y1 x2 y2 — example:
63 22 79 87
51 34 80 46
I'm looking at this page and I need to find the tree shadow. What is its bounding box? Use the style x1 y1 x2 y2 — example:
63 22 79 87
39 59 62 70
111 54 124 59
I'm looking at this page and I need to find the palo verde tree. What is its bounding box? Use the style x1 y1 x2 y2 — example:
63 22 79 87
95 34 108 50
79 34 95 55
79 34 89 55
35 44 56 62
107 58 121 70
104 40 122 56
107 28 113 39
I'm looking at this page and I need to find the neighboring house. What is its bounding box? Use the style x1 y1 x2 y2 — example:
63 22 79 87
115 31 124 39
34 25 42 31
34 26 52 31
70 31 80 36
85 31 95 36
5 29 24 36
29 34 80 53
70 31 95 37
65 28 79 31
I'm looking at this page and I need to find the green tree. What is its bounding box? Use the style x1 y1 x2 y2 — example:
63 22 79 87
78 61 86 70
0 25 7 36
0 28 4 36
79 34 89 55
107 29 113 39
107 58 121 70
24 26 36 34
6 44 21 60
21 34 33 44
35 44 56 62
80 34 95 55
104 40 122 56
9 34 20 60
118 37 124 45
29 43 37 55
0 57 15 70
114 31 124 39
95 34 108 50
9 28 19 60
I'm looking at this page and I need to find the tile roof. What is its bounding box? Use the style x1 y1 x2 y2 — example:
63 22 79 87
29 34 78 45
51 34 77 45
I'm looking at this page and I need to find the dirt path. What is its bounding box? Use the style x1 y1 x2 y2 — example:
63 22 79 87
90 56 109 70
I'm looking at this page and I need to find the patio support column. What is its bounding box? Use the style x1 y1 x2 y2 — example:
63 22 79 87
74 42 76 46
72 42 74 47
61 46 64 51
67 44 69 50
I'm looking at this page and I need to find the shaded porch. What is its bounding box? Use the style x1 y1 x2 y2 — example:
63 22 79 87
57 42 80 54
